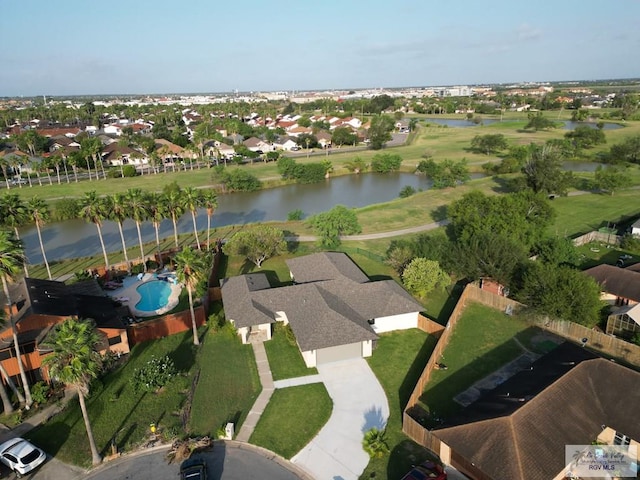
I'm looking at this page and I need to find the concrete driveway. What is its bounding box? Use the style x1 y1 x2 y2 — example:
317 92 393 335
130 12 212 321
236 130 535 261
291 358 389 480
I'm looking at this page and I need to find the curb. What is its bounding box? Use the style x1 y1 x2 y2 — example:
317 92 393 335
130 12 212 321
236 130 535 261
222 440 314 480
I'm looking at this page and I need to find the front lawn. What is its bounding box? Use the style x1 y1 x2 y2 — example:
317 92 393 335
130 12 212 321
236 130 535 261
249 383 332 459
188 327 261 436
362 329 438 480
264 323 317 381
28 330 201 467
419 302 537 419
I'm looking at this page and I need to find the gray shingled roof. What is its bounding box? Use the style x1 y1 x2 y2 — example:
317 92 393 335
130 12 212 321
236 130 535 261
221 253 423 351
583 264 640 302
286 252 370 284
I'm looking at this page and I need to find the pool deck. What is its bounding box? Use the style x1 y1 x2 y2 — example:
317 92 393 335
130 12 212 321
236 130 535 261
106 272 182 318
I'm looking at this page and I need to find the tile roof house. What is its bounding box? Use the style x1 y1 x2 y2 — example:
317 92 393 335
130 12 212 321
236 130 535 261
0 278 130 385
220 252 424 367
431 342 640 480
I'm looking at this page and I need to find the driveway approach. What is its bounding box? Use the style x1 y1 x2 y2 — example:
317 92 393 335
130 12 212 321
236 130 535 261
291 359 390 480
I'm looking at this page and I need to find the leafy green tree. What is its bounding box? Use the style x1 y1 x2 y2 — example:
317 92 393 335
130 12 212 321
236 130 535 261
0 230 33 408
293 162 326 183
565 125 606 149
368 114 395 150
402 258 450 298
367 94 395 114
522 144 573 195
287 209 304 221
524 112 557 131
593 165 632 195
41 318 103 465
470 134 509 155
416 159 470 188
534 236 580 267
385 242 414 275
79 192 112 272
54 197 80 220
331 127 357 146
277 157 298 180
13 130 48 156
0 193 30 275
297 133 319 151
219 169 262 192
370 153 402 173
605 136 640 164
174 247 207 345
223 225 287 268
514 262 602 327
307 205 361 248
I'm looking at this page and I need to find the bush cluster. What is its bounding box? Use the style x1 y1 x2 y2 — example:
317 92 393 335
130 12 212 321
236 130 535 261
130 355 177 393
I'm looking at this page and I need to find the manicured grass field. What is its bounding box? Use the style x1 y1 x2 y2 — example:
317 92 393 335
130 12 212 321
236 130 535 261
28 330 201 467
264 323 317 381
362 329 439 480
188 327 261 437
249 383 332 459
419 303 540 419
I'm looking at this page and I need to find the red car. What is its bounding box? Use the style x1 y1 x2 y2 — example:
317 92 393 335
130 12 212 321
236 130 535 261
401 461 448 480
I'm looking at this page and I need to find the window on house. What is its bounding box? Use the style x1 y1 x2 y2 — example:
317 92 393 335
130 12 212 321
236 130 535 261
614 432 631 446
108 336 121 346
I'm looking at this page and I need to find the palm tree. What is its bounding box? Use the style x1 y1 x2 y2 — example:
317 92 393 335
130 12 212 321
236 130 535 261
0 193 30 276
146 192 166 269
109 193 131 274
0 310 24 410
174 246 207 345
79 192 111 273
200 190 218 250
41 318 103 465
183 187 203 250
126 189 148 271
27 196 52 280
164 188 185 248
0 230 33 408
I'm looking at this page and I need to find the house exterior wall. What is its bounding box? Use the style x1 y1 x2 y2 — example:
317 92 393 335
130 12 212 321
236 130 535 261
97 327 130 355
236 325 249 344
301 349 316 368
362 339 373 358
371 312 418 333
257 323 272 341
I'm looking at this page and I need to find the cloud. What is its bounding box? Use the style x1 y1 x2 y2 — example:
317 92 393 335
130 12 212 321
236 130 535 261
516 23 542 41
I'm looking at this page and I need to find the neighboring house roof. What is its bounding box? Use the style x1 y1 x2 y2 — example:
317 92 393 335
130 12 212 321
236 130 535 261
631 218 640 229
154 139 184 155
612 302 640 325
433 343 640 480
583 264 640 301
11 278 126 331
221 253 423 351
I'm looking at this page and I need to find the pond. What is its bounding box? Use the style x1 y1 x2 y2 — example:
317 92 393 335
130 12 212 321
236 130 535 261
20 172 484 263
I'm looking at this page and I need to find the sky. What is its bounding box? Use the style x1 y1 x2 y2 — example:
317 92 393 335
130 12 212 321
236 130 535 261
1 0 639 97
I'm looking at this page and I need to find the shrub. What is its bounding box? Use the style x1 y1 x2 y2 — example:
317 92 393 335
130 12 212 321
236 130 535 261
287 209 304 221
130 355 177 393
30 382 51 406
370 153 402 173
122 165 137 177
362 428 389 458
399 186 416 198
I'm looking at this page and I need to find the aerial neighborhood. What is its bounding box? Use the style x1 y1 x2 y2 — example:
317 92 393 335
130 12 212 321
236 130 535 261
1 42 640 480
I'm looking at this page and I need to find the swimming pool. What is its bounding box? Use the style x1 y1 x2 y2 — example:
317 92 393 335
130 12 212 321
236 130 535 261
136 280 172 312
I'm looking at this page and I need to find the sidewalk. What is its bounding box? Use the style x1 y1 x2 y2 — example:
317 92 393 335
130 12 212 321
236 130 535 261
0 388 76 444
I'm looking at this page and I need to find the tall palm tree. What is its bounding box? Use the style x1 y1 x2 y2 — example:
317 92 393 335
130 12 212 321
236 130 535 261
183 187 203 250
146 192 166 269
41 318 103 465
0 193 30 276
109 193 131 274
27 196 52 280
79 192 111 273
174 246 206 346
0 230 33 408
0 310 24 410
200 190 218 250
126 189 148 271
164 188 185 248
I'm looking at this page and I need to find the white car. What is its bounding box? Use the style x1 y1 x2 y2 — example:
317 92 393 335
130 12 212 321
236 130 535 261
0 437 47 477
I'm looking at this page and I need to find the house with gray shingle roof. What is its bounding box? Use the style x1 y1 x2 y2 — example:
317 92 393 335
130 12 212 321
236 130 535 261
220 252 424 366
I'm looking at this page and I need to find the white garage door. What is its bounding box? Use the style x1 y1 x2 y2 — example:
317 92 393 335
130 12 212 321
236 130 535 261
316 342 362 365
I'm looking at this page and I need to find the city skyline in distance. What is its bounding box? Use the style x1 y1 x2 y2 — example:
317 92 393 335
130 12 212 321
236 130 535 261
2 0 639 97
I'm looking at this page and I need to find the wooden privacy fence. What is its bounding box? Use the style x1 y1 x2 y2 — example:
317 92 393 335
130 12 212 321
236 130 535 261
571 230 622 247
127 305 206 345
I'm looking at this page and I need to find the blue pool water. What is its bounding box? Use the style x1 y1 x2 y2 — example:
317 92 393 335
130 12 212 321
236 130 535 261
136 280 172 312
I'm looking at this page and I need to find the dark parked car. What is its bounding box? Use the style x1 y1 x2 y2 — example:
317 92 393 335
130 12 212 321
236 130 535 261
180 456 207 480
401 461 447 480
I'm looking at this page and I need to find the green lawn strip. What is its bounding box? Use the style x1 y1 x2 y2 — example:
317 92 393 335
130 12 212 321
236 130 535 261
362 329 439 480
419 303 534 419
263 324 317 381
576 242 640 269
27 330 198 467
188 328 261 437
249 383 332 459
549 189 640 238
